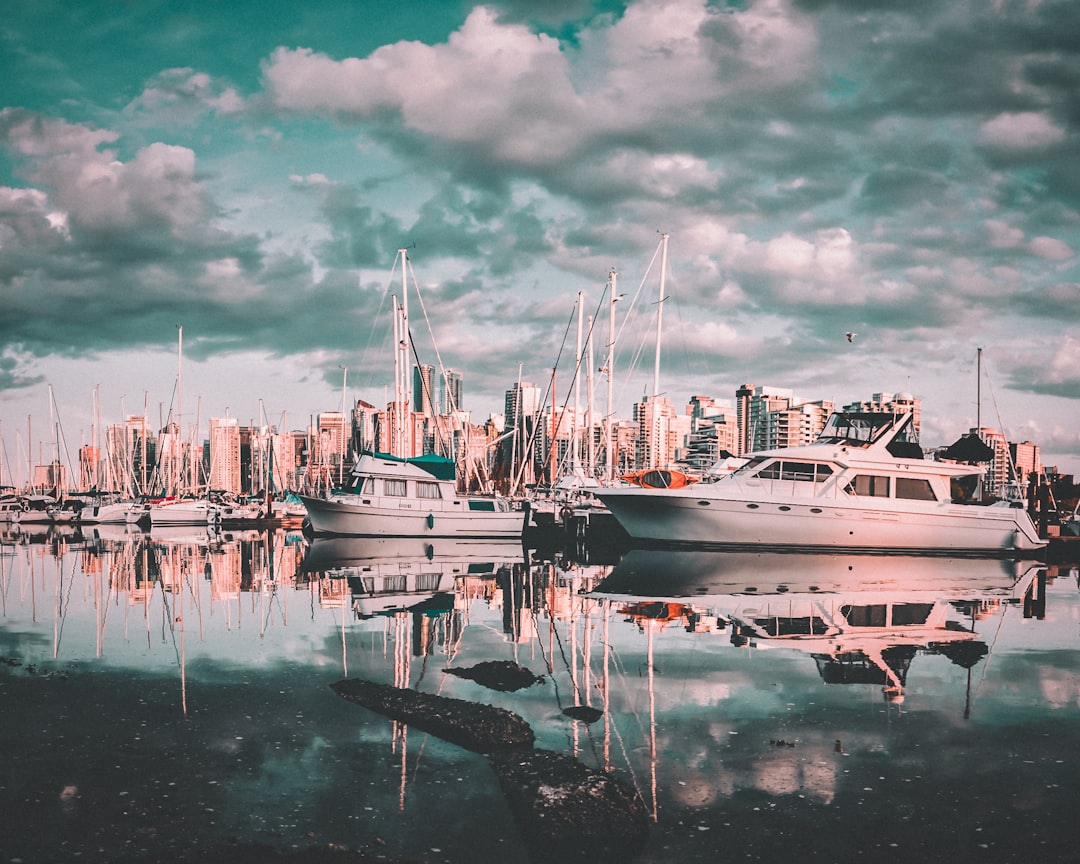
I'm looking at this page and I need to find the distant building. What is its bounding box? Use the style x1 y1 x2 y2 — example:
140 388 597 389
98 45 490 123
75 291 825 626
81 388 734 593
413 364 435 416
1011 440 1041 484
680 396 739 472
973 426 1010 497
735 384 795 454
634 394 685 469
208 417 241 494
104 415 154 495
443 368 463 414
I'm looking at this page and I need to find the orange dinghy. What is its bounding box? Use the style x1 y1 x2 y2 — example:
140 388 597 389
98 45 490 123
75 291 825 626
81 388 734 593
620 468 699 489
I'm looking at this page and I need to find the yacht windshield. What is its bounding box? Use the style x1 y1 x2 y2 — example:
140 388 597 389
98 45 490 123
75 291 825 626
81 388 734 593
816 412 919 452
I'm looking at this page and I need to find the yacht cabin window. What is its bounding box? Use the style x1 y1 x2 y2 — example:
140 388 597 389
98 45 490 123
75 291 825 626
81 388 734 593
849 474 890 497
345 476 374 494
417 481 442 500
384 479 408 497
757 460 835 483
895 478 937 501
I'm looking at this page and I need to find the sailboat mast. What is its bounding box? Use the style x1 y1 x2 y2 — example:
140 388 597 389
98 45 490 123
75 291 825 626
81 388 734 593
606 269 617 483
653 233 668 399
398 249 412 458
177 325 183 496
574 290 583 470
976 346 982 430
393 294 402 458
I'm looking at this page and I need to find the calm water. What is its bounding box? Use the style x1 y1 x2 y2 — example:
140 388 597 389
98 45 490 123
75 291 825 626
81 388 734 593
2 526 1079 863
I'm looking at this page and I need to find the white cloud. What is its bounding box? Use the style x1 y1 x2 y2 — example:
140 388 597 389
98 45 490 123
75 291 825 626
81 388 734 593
978 111 1065 151
1028 236 1073 260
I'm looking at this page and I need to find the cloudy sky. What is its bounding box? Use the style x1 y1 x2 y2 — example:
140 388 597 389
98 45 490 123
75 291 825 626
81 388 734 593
2 0 1079 479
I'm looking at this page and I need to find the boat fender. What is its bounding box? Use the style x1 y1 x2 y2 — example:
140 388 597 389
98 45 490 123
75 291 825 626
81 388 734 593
427 513 434 529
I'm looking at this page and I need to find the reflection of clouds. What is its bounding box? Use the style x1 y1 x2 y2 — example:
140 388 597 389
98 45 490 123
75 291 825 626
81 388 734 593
671 770 726 807
748 743 839 804
1038 672 1080 710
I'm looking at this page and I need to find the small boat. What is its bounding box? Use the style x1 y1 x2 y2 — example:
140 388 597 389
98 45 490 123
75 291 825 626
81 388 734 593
621 468 699 489
138 496 222 527
594 411 1046 556
300 452 524 539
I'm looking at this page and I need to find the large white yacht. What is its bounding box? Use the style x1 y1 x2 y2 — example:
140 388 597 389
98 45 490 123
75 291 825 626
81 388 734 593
301 453 525 539
594 412 1046 556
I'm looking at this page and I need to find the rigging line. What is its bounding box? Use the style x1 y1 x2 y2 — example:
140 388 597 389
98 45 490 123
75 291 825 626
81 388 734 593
612 238 666 409
52 545 78 658
513 302 578 494
545 289 613 483
969 600 1011 709
354 253 402 391
983 357 1022 483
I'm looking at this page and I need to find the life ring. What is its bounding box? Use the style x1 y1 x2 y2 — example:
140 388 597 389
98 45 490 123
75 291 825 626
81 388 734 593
559 505 575 525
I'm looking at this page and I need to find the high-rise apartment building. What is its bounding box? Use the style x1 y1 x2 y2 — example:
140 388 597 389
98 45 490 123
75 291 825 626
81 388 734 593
443 369 463 414
208 417 241 494
413 364 435 416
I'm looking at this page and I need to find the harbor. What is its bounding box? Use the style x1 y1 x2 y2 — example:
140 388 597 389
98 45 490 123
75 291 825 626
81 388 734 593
2 525 1079 863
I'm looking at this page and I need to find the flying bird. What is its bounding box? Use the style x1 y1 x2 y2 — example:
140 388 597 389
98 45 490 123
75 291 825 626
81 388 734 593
846 331 857 343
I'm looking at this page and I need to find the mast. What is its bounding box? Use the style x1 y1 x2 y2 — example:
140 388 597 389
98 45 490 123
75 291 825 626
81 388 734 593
574 290 583 471
653 233 668 399
649 233 669 470
976 346 982 430
605 269 618 483
177 325 183 496
586 313 595 476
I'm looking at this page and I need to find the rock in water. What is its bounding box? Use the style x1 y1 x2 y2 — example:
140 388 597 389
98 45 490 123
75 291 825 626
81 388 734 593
331 679 534 752
487 748 650 863
444 659 546 692
562 704 604 724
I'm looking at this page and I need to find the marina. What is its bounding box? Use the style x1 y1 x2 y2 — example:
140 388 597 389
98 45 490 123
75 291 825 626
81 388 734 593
2 526 1079 863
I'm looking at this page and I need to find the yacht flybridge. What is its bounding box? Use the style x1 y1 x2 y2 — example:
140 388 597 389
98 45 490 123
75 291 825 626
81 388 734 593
594 412 1046 556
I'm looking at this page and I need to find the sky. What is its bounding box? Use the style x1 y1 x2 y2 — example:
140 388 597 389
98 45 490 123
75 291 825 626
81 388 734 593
1 0 1079 480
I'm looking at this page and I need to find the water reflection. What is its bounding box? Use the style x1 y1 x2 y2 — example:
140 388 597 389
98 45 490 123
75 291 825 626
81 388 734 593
2 527 1079 863
592 549 1044 708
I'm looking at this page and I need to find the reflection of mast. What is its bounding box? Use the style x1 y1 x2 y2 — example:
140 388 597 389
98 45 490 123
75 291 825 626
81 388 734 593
647 619 658 822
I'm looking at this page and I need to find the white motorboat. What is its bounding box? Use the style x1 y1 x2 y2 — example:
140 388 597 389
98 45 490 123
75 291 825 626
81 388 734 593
593 412 1046 556
134 497 222 527
300 453 525 539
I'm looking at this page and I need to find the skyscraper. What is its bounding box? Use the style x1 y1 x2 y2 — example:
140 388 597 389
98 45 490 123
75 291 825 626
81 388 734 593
413 364 435 416
443 368 463 414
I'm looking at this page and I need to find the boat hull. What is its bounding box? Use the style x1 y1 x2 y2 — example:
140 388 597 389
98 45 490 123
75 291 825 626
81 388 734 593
594 488 1046 556
300 494 525 539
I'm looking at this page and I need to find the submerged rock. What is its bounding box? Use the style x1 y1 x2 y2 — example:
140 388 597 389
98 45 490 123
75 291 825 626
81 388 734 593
444 659 547 692
331 678 650 863
487 748 650 863
562 704 604 724
331 678 534 752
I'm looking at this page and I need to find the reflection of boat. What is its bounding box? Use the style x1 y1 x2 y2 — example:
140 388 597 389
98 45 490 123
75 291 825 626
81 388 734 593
594 412 1046 555
594 547 1040 596
301 453 524 539
302 535 524 618
592 549 1043 703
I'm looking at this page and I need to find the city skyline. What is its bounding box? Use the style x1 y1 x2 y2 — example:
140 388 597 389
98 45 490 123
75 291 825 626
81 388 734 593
2 1 1078 476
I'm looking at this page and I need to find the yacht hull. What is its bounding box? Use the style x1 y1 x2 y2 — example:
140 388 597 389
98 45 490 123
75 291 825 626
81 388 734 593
595 488 1045 555
301 494 525 539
